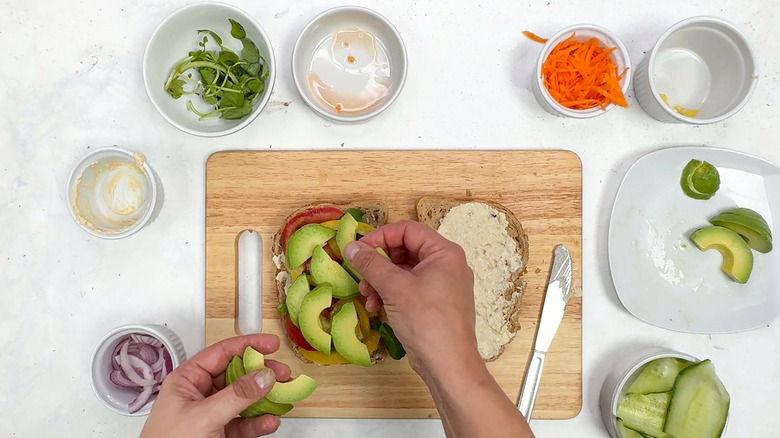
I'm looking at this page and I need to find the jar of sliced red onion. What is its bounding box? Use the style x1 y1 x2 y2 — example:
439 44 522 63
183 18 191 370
90 324 186 416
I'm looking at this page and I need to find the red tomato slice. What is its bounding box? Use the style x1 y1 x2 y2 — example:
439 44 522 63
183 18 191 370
284 315 316 351
280 206 344 250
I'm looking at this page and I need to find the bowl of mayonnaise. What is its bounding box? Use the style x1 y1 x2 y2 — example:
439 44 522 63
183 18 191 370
67 147 158 239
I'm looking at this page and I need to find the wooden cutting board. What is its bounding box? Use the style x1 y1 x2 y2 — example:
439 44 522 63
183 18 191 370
205 150 582 419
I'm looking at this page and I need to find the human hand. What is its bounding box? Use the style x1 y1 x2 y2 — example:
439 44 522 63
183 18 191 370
343 220 479 379
140 334 292 438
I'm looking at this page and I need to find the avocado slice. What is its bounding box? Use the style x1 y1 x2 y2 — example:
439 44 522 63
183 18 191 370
286 224 335 269
336 213 362 281
298 284 333 354
265 374 318 404
242 346 265 372
225 355 246 385
331 301 371 367
227 351 294 418
285 275 311 327
240 397 294 417
690 226 754 284
710 209 772 253
342 260 362 281
728 207 770 224
336 213 358 254
310 246 359 298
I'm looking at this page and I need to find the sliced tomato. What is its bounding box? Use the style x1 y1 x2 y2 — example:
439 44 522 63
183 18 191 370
284 315 316 351
280 206 344 250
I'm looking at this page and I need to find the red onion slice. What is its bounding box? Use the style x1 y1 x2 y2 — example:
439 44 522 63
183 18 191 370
119 341 156 386
109 370 138 388
111 336 130 359
129 356 155 380
109 332 173 413
159 359 169 381
128 385 154 414
137 344 159 365
163 349 173 374
151 347 165 373
131 334 163 347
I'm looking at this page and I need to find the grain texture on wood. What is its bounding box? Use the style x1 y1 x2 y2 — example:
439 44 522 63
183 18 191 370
206 150 582 419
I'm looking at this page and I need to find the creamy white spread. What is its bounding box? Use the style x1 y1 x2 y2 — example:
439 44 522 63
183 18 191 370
273 254 291 293
276 271 291 292
437 202 524 359
71 155 151 234
272 254 285 270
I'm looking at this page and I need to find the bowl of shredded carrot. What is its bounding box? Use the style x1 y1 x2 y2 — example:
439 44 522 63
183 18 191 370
527 25 631 118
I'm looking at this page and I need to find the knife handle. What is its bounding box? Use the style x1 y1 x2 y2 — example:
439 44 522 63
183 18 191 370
517 349 546 420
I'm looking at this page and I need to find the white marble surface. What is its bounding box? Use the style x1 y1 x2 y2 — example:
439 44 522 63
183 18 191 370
1 0 779 436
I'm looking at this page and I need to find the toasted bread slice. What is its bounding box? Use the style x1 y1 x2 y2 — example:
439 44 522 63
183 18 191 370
416 196 528 361
272 201 389 365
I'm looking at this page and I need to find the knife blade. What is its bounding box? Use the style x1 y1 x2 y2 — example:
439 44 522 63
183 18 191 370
517 244 573 420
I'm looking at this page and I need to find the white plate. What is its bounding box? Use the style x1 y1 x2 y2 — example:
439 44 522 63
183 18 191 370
609 146 780 333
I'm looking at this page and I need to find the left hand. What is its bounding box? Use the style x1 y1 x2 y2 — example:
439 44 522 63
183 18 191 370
140 334 292 438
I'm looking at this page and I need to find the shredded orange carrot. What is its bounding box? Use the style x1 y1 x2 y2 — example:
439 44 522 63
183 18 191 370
541 33 628 110
523 30 548 44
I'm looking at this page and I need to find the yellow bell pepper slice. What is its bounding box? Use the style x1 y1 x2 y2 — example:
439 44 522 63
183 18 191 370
320 219 374 235
352 298 371 338
327 237 342 259
356 222 374 235
289 267 303 283
319 220 340 230
363 330 381 353
332 299 347 313
297 347 351 365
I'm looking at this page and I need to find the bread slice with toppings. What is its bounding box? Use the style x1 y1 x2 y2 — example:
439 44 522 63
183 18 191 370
271 201 389 365
415 196 529 361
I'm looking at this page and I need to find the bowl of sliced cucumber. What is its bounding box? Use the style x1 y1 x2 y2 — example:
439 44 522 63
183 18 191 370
599 348 730 438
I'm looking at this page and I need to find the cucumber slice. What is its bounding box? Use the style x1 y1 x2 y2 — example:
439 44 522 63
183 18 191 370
664 360 729 438
617 419 647 438
616 392 671 438
628 357 692 394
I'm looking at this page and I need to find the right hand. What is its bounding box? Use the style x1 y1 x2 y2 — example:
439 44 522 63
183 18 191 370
343 220 479 378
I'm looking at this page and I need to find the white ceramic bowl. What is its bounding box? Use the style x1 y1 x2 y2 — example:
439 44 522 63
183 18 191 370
292 6 408 123
532 24 632 118
67 147 158 239
89 324 187 416
143 2 276 136
633 16 757 124
599 347 728 438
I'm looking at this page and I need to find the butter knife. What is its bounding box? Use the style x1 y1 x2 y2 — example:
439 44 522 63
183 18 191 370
517 245 573 420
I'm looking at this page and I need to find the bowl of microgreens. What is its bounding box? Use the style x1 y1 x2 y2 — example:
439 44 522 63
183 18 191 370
143 2 275 137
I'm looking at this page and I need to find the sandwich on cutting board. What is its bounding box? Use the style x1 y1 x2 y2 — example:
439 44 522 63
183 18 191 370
272 201 406 367
416 196 529 361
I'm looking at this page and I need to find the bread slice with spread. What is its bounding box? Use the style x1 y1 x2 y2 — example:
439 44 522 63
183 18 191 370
415 196 529 361
271 201 405 366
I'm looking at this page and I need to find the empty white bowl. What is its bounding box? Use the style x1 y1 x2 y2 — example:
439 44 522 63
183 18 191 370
633 16 758 124
67 147 158 239
143 2 276 136
90 324 187 416
292 6 407 123
532 24 632 118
